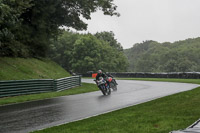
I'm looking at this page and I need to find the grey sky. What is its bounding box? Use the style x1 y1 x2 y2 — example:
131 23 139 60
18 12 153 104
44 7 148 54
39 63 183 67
79 0 200 49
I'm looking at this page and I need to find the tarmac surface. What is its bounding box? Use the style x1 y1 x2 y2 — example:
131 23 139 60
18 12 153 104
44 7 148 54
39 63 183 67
0 79 199 133
170 118 200 133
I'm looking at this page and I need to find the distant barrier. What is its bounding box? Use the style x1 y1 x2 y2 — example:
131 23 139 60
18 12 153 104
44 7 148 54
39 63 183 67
82 72 200 79
0 76 81 98
109 72 200 79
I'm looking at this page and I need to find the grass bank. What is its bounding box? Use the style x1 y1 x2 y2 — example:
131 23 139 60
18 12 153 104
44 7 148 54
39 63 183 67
32 78 200 133
0 57 70 80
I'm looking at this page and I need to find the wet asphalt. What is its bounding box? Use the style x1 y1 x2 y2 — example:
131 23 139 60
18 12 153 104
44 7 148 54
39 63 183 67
0 79 199 133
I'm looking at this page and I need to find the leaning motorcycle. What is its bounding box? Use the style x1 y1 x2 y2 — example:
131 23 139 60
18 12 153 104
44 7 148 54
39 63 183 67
107 77 117 91
94 77 111 95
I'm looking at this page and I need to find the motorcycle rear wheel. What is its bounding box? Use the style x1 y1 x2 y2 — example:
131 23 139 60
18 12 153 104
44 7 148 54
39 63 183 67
106 86 111 95
110 82 117 91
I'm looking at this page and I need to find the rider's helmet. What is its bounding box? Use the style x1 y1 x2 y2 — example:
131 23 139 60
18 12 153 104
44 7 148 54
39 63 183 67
98 70 102 75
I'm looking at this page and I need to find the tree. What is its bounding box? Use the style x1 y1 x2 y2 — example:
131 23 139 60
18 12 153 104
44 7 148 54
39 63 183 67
0 0 32 57
95 31 123 51
47 31 79 71
69 33 128 73
1 0 120 57
70 34 102 73
20 0 120 57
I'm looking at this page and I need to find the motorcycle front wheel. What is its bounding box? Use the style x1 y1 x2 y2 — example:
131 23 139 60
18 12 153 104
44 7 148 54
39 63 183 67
99 85 106 95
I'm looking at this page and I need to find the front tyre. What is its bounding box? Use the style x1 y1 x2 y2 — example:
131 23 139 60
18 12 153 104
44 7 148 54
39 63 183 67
99 85 106 95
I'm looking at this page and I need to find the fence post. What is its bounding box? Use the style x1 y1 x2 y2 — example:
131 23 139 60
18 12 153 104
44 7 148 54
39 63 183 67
53 79 57 91
79 75 82 86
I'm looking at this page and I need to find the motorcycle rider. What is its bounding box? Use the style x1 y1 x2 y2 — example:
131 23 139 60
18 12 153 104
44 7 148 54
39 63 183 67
106 72 118 85
96 70 109 87
96 70 107 80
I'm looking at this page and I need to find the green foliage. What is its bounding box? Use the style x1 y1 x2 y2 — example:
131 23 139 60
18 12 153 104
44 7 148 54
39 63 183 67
1 0 124 74
95 31 123 51
0 0 119 57
48 31 129 73
0 57 70 80
124 38 200 72
71 34 102 73
48 31 80 71
0 0 32 57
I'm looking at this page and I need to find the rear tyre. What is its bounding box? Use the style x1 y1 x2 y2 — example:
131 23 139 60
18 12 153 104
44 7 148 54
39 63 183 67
106 86 111 95
113 85 117 91
107 87 111 95
110 82 117 91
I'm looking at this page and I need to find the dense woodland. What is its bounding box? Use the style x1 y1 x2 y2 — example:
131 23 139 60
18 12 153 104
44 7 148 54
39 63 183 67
0 0 128 73
124 38 200 72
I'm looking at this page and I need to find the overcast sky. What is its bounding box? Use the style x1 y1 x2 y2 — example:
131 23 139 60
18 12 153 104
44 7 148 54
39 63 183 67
78 0 200 49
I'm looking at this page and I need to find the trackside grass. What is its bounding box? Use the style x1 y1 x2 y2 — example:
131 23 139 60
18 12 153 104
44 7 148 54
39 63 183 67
32 78 200 133
0 83 98 106
0 57 70 80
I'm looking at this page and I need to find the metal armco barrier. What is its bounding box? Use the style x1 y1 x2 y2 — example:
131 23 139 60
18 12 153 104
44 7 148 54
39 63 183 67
109 72 200 79
108 72 200 79
0 76 81 98
55 76 81 91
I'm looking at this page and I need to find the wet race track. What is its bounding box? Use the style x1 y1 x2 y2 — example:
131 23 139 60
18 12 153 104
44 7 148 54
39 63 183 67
0 79 199 133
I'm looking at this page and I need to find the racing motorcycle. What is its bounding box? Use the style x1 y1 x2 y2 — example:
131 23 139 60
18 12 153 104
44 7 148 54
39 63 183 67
94 77 111 95
107 77 117 91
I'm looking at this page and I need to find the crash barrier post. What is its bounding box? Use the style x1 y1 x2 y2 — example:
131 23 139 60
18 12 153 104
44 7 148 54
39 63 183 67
82 72 200 79
0 75 81 98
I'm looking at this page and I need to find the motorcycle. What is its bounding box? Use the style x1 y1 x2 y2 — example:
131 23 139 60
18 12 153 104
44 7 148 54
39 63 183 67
94 77 111 95
107 77 117 91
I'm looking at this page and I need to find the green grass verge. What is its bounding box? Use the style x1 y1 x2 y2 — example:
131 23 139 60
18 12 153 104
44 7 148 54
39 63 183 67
0 57 70 80
32 78 200 133
0 83 98 106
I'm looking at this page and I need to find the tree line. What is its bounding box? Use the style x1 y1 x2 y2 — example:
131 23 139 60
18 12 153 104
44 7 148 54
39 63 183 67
0 0 129 73
124 38 200 72
3 0 199 74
